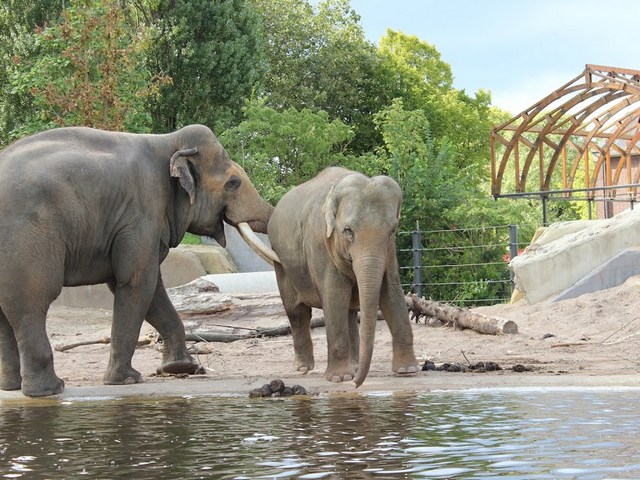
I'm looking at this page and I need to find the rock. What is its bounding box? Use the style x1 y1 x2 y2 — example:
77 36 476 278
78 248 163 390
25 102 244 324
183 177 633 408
249 389 265 398
249 381 309 398
178 244 237 274
167 277 234 316
422 360 436 371
291 385 307 396
160 249 206 288
282 387 293 397
269 379 285 394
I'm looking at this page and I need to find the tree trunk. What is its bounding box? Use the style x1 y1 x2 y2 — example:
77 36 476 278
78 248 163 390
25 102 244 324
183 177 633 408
405 294 518 335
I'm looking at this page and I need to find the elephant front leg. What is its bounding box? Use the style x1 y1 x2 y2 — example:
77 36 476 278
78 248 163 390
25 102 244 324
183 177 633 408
145 273 203 376
0 309 21 391
380 271 419 375
348 309 359 370
324 275 356 383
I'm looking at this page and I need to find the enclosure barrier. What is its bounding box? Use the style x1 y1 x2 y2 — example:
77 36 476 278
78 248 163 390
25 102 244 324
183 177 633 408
398 224 526 306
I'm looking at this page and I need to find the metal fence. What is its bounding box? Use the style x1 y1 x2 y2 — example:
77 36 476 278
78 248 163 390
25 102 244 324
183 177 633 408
398 224 526 306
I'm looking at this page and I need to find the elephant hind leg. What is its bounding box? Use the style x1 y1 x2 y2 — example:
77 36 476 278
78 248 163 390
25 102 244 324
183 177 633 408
144 274 203 376
276 266 315 373
288 302 314 374
0 307 21 391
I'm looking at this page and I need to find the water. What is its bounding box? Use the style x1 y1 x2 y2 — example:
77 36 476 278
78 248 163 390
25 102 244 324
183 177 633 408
1 388 639 479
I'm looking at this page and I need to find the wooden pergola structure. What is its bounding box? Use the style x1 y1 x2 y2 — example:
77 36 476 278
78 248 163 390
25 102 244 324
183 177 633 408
491 64 640 221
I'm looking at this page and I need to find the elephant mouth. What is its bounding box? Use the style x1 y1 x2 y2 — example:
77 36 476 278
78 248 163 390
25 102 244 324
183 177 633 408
210 217 227 247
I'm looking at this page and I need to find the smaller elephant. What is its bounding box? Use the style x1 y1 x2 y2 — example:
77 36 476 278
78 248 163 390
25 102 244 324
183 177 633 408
268 167 419 386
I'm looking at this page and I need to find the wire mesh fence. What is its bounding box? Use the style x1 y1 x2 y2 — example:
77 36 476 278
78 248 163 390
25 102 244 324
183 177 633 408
397 224 532 307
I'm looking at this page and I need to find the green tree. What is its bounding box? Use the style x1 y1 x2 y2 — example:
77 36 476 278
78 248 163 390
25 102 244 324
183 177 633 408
377 29 493 170
220 99 353 203
252 0 390 153
378 29 453 106
145 0 265 133
4 0 158 141
360 99 464 230
0 0 65 143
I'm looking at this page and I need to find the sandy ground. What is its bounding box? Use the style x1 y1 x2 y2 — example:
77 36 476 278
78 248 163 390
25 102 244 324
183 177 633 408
2 282 640 401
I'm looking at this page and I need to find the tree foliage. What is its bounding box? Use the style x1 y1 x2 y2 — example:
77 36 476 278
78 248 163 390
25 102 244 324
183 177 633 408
2 0 158 140
252 0 391 153
220 99 353 203
145 0 265 133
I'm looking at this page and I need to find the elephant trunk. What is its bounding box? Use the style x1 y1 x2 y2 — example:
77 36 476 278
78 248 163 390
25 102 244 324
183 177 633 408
352 253 386 388
228 197 273 234
227 185 280 265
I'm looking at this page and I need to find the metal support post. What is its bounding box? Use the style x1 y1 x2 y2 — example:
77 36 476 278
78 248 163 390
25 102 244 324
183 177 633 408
411 221 423 298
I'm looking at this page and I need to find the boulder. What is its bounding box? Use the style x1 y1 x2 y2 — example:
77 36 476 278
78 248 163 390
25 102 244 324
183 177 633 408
176 244 237 274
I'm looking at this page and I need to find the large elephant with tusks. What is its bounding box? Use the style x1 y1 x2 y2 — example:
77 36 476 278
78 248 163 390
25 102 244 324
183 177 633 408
268 167 419 387
0 125 279 397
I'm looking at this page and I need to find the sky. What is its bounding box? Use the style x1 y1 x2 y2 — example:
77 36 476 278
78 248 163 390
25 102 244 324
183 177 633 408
349 0 640 115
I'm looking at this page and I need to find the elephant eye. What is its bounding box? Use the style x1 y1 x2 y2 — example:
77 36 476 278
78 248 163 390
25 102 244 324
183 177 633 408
343 226 354 242
224 175 241 192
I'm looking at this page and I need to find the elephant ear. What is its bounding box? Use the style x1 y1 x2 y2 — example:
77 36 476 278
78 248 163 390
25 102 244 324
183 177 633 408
170 147 199 205
322 183 338 238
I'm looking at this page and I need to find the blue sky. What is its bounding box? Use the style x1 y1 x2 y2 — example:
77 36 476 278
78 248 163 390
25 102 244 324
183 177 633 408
349 0 640 114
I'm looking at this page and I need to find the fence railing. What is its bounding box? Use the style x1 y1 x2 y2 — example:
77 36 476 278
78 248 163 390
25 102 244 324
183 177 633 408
397 224 527 306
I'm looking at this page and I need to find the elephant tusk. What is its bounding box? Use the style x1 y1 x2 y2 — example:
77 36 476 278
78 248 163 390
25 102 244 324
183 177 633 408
237 222 281 265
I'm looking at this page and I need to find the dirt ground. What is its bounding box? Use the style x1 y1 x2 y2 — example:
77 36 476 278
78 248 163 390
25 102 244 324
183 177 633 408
32 280 640 399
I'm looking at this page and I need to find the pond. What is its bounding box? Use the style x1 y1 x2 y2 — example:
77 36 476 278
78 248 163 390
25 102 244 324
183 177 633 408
1 388 639 479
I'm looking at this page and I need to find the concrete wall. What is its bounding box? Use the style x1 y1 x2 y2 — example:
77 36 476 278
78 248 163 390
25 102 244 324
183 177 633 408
510 209 640 304
214 223 274 273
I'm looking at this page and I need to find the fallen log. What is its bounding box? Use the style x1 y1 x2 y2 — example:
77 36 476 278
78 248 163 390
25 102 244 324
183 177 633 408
55 337 152 352
185 316 326 343
405 294 518 335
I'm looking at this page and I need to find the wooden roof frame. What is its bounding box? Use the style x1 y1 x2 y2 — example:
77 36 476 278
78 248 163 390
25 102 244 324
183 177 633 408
491 64 640 200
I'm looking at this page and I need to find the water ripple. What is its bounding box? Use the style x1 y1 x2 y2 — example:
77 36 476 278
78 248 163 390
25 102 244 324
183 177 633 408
0 390 639 478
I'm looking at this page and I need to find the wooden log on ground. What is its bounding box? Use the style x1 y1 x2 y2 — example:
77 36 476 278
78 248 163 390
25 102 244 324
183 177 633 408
184 316 326 343
55 337 152 352
405 294 518 335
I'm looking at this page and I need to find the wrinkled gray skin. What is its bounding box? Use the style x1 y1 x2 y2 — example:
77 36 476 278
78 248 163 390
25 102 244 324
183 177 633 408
268 167 419 387
0 125 273 397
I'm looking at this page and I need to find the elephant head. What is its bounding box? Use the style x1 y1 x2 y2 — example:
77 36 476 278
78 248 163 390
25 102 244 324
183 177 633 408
323 173 402 386
169 125 279 263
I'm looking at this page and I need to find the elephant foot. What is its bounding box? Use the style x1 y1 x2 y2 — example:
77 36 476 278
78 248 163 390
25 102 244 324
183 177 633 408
22 376 64 397
394 365 419 374
294 354 314 375
328 373 353 383
103 366 143 385
0 375 22 391
392 357 420 375
324 365 356 383
295 363 314 374
392 351 420 375
157 360 205 376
